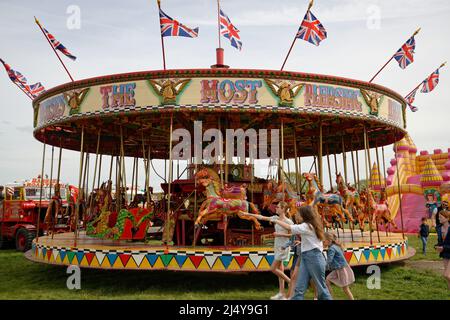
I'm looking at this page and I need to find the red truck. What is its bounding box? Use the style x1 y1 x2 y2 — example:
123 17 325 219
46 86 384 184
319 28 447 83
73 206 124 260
0 178 77 252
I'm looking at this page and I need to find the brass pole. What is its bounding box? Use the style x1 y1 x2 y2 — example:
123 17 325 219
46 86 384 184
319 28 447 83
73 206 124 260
363 126 373 245
49 146 55 239
394 138 406 240
326 147 333 193
318 121 323 186
74 126 85 247
82 153 89 214
293 129 299 194
342 136 348 183
365 129 380 242
97 154 103 190
35 142 46 244
219 118 224 189
130 157 136 203
89 131 101 217
333 151 338 176
119 126 127 207
166 114 174 244
356 150 361 191
281 120 285 201
108 155 114 183
381 146 387 188
49 146 54 198
351 149 357 189
56 143 63 184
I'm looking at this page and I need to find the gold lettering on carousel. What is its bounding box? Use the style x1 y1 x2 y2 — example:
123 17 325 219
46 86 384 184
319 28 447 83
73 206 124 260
304 84 362 111
100 83 136 109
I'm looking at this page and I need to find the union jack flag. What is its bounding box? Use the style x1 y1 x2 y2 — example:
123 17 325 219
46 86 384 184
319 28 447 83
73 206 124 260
0 59 28 84
43 27 77 61
296 10 327 46
394 36 416 69
405 88 418 112
159 8 199 38
219 9 242 50
27 82 46 98
421 69 440 93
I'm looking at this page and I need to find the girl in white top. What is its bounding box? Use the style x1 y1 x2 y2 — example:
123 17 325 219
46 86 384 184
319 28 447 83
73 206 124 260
251 205 332 300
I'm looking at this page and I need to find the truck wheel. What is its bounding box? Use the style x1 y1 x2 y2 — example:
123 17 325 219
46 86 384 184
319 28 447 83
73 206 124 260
15 229 34 252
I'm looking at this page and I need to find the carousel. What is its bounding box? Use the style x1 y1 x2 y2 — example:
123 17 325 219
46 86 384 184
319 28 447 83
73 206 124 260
25 64 414 272
0 0 422 273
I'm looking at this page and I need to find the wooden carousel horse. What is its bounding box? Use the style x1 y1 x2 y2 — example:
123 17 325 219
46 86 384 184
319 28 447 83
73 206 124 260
365 188 398 231
44 184 62 234
336 173 364 229
262 180 305 217
303 173 354 228
86 188 112 235
353 190 371 233
194 168 262 230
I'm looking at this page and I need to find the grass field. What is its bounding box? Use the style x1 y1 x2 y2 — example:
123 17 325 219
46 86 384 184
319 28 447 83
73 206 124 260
0 234 448 300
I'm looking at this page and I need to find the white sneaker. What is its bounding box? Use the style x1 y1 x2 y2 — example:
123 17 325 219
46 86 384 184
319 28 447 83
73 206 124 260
270 293 284 300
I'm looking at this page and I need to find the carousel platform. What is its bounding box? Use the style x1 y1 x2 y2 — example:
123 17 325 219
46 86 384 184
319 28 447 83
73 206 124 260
26 230 414 272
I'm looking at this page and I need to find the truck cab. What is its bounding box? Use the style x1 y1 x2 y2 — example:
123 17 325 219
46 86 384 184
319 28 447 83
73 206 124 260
0 178 74 252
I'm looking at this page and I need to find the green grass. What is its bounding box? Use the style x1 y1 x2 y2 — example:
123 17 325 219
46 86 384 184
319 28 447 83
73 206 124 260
407 234 442 261
0 249 448 300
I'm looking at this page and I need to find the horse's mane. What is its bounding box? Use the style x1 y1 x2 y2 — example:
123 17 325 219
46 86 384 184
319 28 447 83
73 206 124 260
312 174 324 192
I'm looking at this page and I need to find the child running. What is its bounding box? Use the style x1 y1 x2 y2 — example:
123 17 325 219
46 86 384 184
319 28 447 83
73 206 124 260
245 205 332 300
248 201 293 299
323 232 355 300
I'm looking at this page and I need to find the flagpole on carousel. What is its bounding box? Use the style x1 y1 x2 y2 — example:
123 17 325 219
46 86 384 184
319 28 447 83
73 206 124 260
217 0 222 49
369 28 421 83
404 61 447 98
12 81 34 100
34 17 74 82
0 59 35 100
281 0 314 71
156 1 167 70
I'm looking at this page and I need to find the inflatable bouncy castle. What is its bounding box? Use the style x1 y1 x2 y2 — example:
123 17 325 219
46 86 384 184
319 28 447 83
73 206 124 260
379 135 450 233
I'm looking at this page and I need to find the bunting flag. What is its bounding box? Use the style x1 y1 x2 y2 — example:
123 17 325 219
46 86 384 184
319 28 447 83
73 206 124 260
0 58 28 84
393 36 416 69
27 82 46 98
219 9 242 50
405 89 418 112
159 8 199 38
42 27 77 61
296 10 327 46
421 69 440 93
1 58 45 99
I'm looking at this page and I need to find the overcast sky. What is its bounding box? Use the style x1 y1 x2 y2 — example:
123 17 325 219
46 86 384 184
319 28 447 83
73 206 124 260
0 0 449 192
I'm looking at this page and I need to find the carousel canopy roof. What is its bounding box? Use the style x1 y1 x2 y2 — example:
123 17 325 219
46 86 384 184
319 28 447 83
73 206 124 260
32 68 407 159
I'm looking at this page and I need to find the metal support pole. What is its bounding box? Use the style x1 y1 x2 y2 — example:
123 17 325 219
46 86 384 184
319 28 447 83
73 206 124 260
74 126 85 246
35 142 46 244
394 139 406 240
363 127 373 245
318 121 323 186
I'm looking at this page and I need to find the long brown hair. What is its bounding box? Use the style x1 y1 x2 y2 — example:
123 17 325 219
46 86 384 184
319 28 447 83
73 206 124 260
324 232 344 250
298 206 324 240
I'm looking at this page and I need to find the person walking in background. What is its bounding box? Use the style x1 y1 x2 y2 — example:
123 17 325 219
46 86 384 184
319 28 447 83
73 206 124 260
435 208 450 289
323 232 355 300
418 217 430 255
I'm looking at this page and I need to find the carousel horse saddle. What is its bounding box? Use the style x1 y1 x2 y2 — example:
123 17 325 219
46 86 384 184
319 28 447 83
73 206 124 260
316 193 342 205
221 185 246 199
